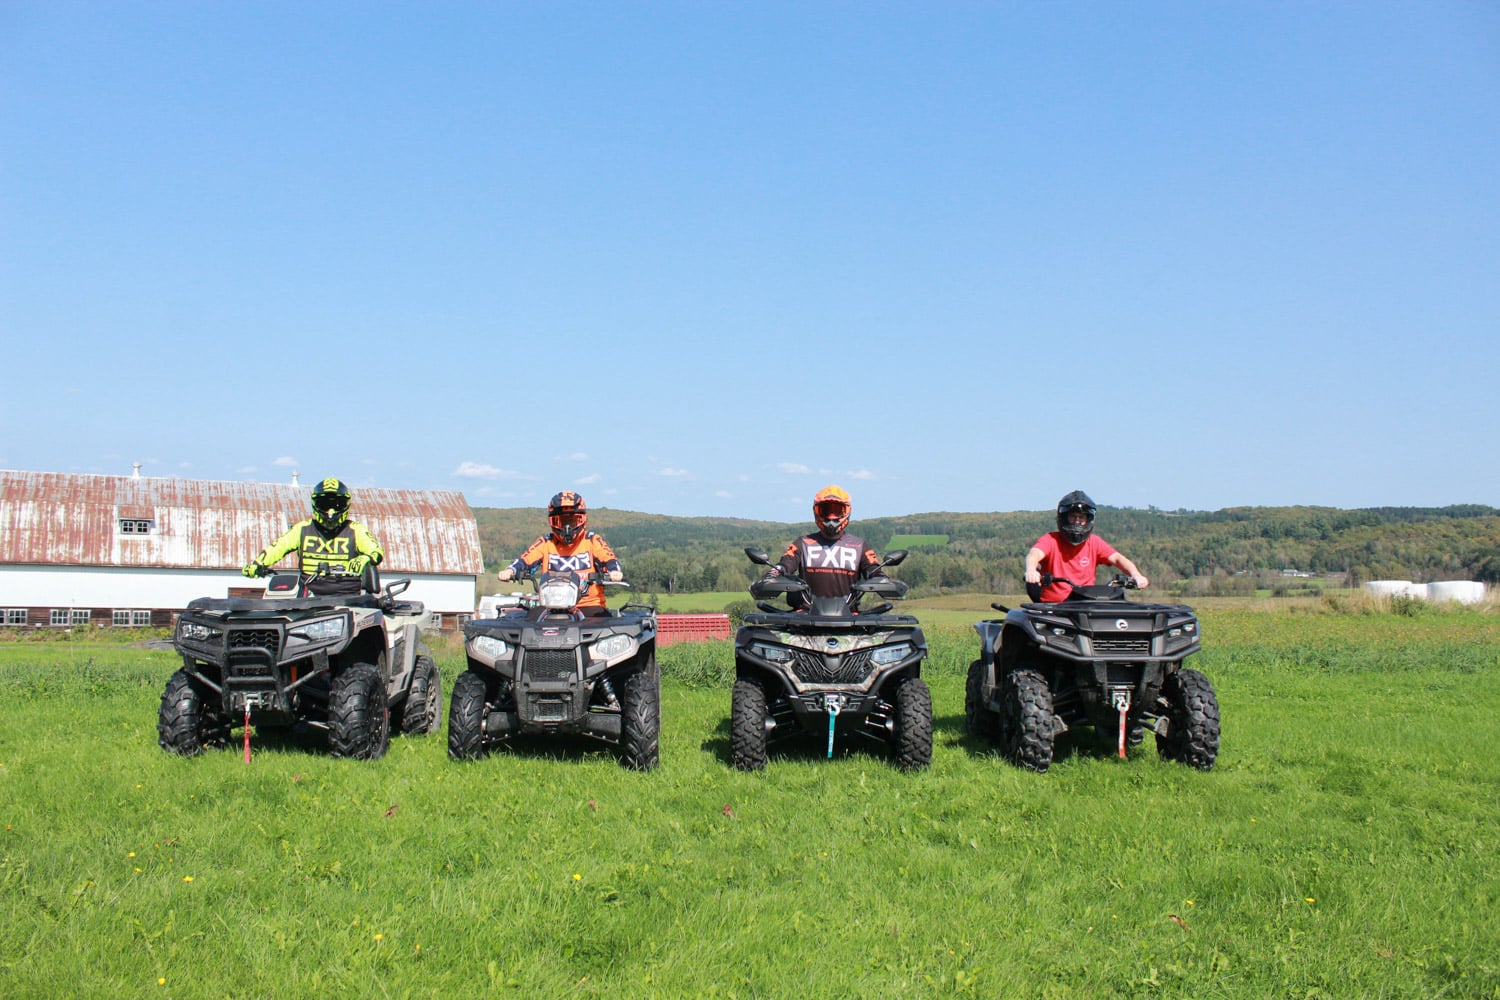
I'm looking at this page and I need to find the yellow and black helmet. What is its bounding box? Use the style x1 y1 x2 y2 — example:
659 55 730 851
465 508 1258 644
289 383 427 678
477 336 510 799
312 477 352 532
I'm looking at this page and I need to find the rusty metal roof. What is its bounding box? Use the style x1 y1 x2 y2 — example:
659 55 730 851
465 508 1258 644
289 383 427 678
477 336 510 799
0 470 483 575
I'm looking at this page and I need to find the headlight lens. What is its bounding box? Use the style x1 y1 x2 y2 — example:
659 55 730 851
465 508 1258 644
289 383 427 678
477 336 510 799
750 642 794 663
471 635 508 660
538 578 581 609
288 617 346 643
593 634 634 660
179 621 219 642
870 643 912 665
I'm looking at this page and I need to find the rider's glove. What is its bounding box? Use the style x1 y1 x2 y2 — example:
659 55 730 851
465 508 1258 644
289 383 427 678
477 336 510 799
347 554 371 574
242 562 264 578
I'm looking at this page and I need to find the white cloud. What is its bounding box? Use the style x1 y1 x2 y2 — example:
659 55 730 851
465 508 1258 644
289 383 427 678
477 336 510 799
577 473 602 485
778 462 812 475
659 467 691 478
849 469 876 480
715 490 732 498
558 452 589 462
272 456 298 467
454 461 525 480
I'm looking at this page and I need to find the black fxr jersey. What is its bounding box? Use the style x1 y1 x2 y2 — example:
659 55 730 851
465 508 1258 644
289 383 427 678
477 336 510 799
775 532 882 599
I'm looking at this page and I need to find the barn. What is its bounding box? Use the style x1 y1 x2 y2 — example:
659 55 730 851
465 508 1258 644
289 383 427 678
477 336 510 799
0 468 483 630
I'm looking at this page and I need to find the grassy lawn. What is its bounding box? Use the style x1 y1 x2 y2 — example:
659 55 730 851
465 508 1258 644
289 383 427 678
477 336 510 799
1 605 1497 998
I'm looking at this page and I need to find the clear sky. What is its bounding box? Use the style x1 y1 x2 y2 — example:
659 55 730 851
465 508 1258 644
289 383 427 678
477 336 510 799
3 2 1497 521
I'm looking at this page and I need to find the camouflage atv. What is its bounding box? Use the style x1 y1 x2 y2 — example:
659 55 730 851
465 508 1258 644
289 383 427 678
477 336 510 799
448 570 660 770
967 574 1219 772
732 547 932 771
158 565 441 759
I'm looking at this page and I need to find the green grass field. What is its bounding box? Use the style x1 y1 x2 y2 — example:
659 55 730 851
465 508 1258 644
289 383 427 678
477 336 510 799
2 604 1498 998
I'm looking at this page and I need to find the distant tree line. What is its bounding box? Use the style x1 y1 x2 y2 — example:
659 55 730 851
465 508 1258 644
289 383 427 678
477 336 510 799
472 504 1500 597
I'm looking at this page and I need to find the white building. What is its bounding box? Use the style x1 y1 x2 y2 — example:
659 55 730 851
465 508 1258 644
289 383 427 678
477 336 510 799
0 469 483 629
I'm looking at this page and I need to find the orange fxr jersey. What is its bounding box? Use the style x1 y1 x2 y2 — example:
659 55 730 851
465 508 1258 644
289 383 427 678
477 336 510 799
507 532 622 608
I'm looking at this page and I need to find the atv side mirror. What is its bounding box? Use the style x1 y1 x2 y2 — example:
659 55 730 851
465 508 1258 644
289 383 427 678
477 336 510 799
744 546 772 566
882 549 909 566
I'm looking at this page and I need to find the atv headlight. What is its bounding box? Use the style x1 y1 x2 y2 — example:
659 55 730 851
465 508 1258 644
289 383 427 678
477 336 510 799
178 621 220 643
470 635 509 663
750 642 794 664
870 643 913 666
592 634 635 660
288 617 347 644
538 578 582 610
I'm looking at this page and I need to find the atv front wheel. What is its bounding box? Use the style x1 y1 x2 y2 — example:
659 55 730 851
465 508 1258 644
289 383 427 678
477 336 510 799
447 669 490 760
964 659 999 742
1000 667 1056 773
328 662 390 760
157 669 228 756
396 655 443 737
730 678 769 771
1156 668 1220 770
893 677 933 771
618 656 661 771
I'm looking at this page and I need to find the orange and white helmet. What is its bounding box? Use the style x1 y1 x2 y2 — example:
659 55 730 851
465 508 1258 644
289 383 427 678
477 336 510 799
548 490 588 545
813 484 852 540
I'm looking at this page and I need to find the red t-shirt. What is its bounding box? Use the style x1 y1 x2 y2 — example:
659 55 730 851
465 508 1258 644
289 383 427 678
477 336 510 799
1031 531 1117 602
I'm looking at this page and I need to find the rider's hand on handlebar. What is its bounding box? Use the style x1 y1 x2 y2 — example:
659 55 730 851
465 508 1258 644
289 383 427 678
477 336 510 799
498 567 515 582
242 562 266 578
608 570 623 582
1024 567 1041 585
1133 572 1149 589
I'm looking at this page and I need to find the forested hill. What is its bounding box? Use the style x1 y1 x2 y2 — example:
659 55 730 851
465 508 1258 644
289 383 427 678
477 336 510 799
470 504 1500 595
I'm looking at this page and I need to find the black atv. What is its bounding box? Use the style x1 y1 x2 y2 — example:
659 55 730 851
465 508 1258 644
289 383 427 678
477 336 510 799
158 564 442 760
448 570 660 770
731 547 932 771
967 573 1219 772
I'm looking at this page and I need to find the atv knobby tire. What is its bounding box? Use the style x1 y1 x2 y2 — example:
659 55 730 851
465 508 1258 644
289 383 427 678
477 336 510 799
447 669 490 760
964 659 999 742
395 655 443 736
892 677 933 771
618 655 661 771
1000 667 1056 773
157 669 228 756
730 678 769 771
328 662 390 759
1156 668 1220 770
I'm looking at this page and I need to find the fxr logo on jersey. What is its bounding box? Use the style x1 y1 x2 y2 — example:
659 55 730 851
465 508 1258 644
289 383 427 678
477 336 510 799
804 540 861 571
548 553 595 573
303 536 351 556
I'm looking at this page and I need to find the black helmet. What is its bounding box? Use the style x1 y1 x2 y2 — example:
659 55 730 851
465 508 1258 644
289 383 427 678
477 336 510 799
548 490 588 545
1056 490 1096 544
312 477 352 532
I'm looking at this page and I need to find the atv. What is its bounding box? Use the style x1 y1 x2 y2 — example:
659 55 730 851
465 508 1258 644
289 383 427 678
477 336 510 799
158 564 442 760
731 547 932 771
967 573 1219 772
448 570 660 770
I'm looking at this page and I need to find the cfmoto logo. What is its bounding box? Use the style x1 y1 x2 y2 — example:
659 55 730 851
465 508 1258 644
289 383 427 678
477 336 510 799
1115 619 1129 630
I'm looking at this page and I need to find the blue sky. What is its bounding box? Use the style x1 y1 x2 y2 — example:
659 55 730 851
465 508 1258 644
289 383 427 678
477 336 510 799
3 2 1497 521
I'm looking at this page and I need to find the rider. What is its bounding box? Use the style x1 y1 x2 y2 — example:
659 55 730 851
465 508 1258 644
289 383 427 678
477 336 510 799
497 491 622 617
761 484 884 607
242 477 384 596
1023 490 1149 602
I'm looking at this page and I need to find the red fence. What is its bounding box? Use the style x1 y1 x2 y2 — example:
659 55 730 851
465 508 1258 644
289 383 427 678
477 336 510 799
656 613 732 647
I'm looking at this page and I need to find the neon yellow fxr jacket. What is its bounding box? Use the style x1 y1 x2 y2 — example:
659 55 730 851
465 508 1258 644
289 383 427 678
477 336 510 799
251 519 385 579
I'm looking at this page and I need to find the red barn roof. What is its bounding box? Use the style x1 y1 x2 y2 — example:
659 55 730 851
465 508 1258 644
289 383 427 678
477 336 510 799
0 470 482 575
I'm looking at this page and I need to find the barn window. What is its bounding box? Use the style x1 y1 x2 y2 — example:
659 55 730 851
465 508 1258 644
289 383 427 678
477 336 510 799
3 609 25 626
113 610 152 627
119 518 154 535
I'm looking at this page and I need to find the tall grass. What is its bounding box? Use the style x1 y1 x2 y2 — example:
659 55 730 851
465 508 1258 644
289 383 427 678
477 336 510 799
1 608 1497 998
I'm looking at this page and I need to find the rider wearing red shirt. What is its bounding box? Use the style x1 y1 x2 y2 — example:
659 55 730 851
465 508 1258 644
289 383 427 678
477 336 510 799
1024 490 1149 602
498 491 622 615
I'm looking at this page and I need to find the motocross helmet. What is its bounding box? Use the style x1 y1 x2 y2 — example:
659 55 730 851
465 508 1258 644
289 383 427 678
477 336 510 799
312 477 352 533
549 490 588 546
1056 490 1096 545
813 484 852 540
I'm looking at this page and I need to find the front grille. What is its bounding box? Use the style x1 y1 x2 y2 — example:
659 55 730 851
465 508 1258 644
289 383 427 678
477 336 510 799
229 662 274 679
791 648 873 684
228 629 280 655
1091 636 1152 655
523 649 577 683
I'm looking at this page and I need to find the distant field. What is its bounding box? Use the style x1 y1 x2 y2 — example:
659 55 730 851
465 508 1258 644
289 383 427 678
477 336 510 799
1 604 1497 997
887 534 950 549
